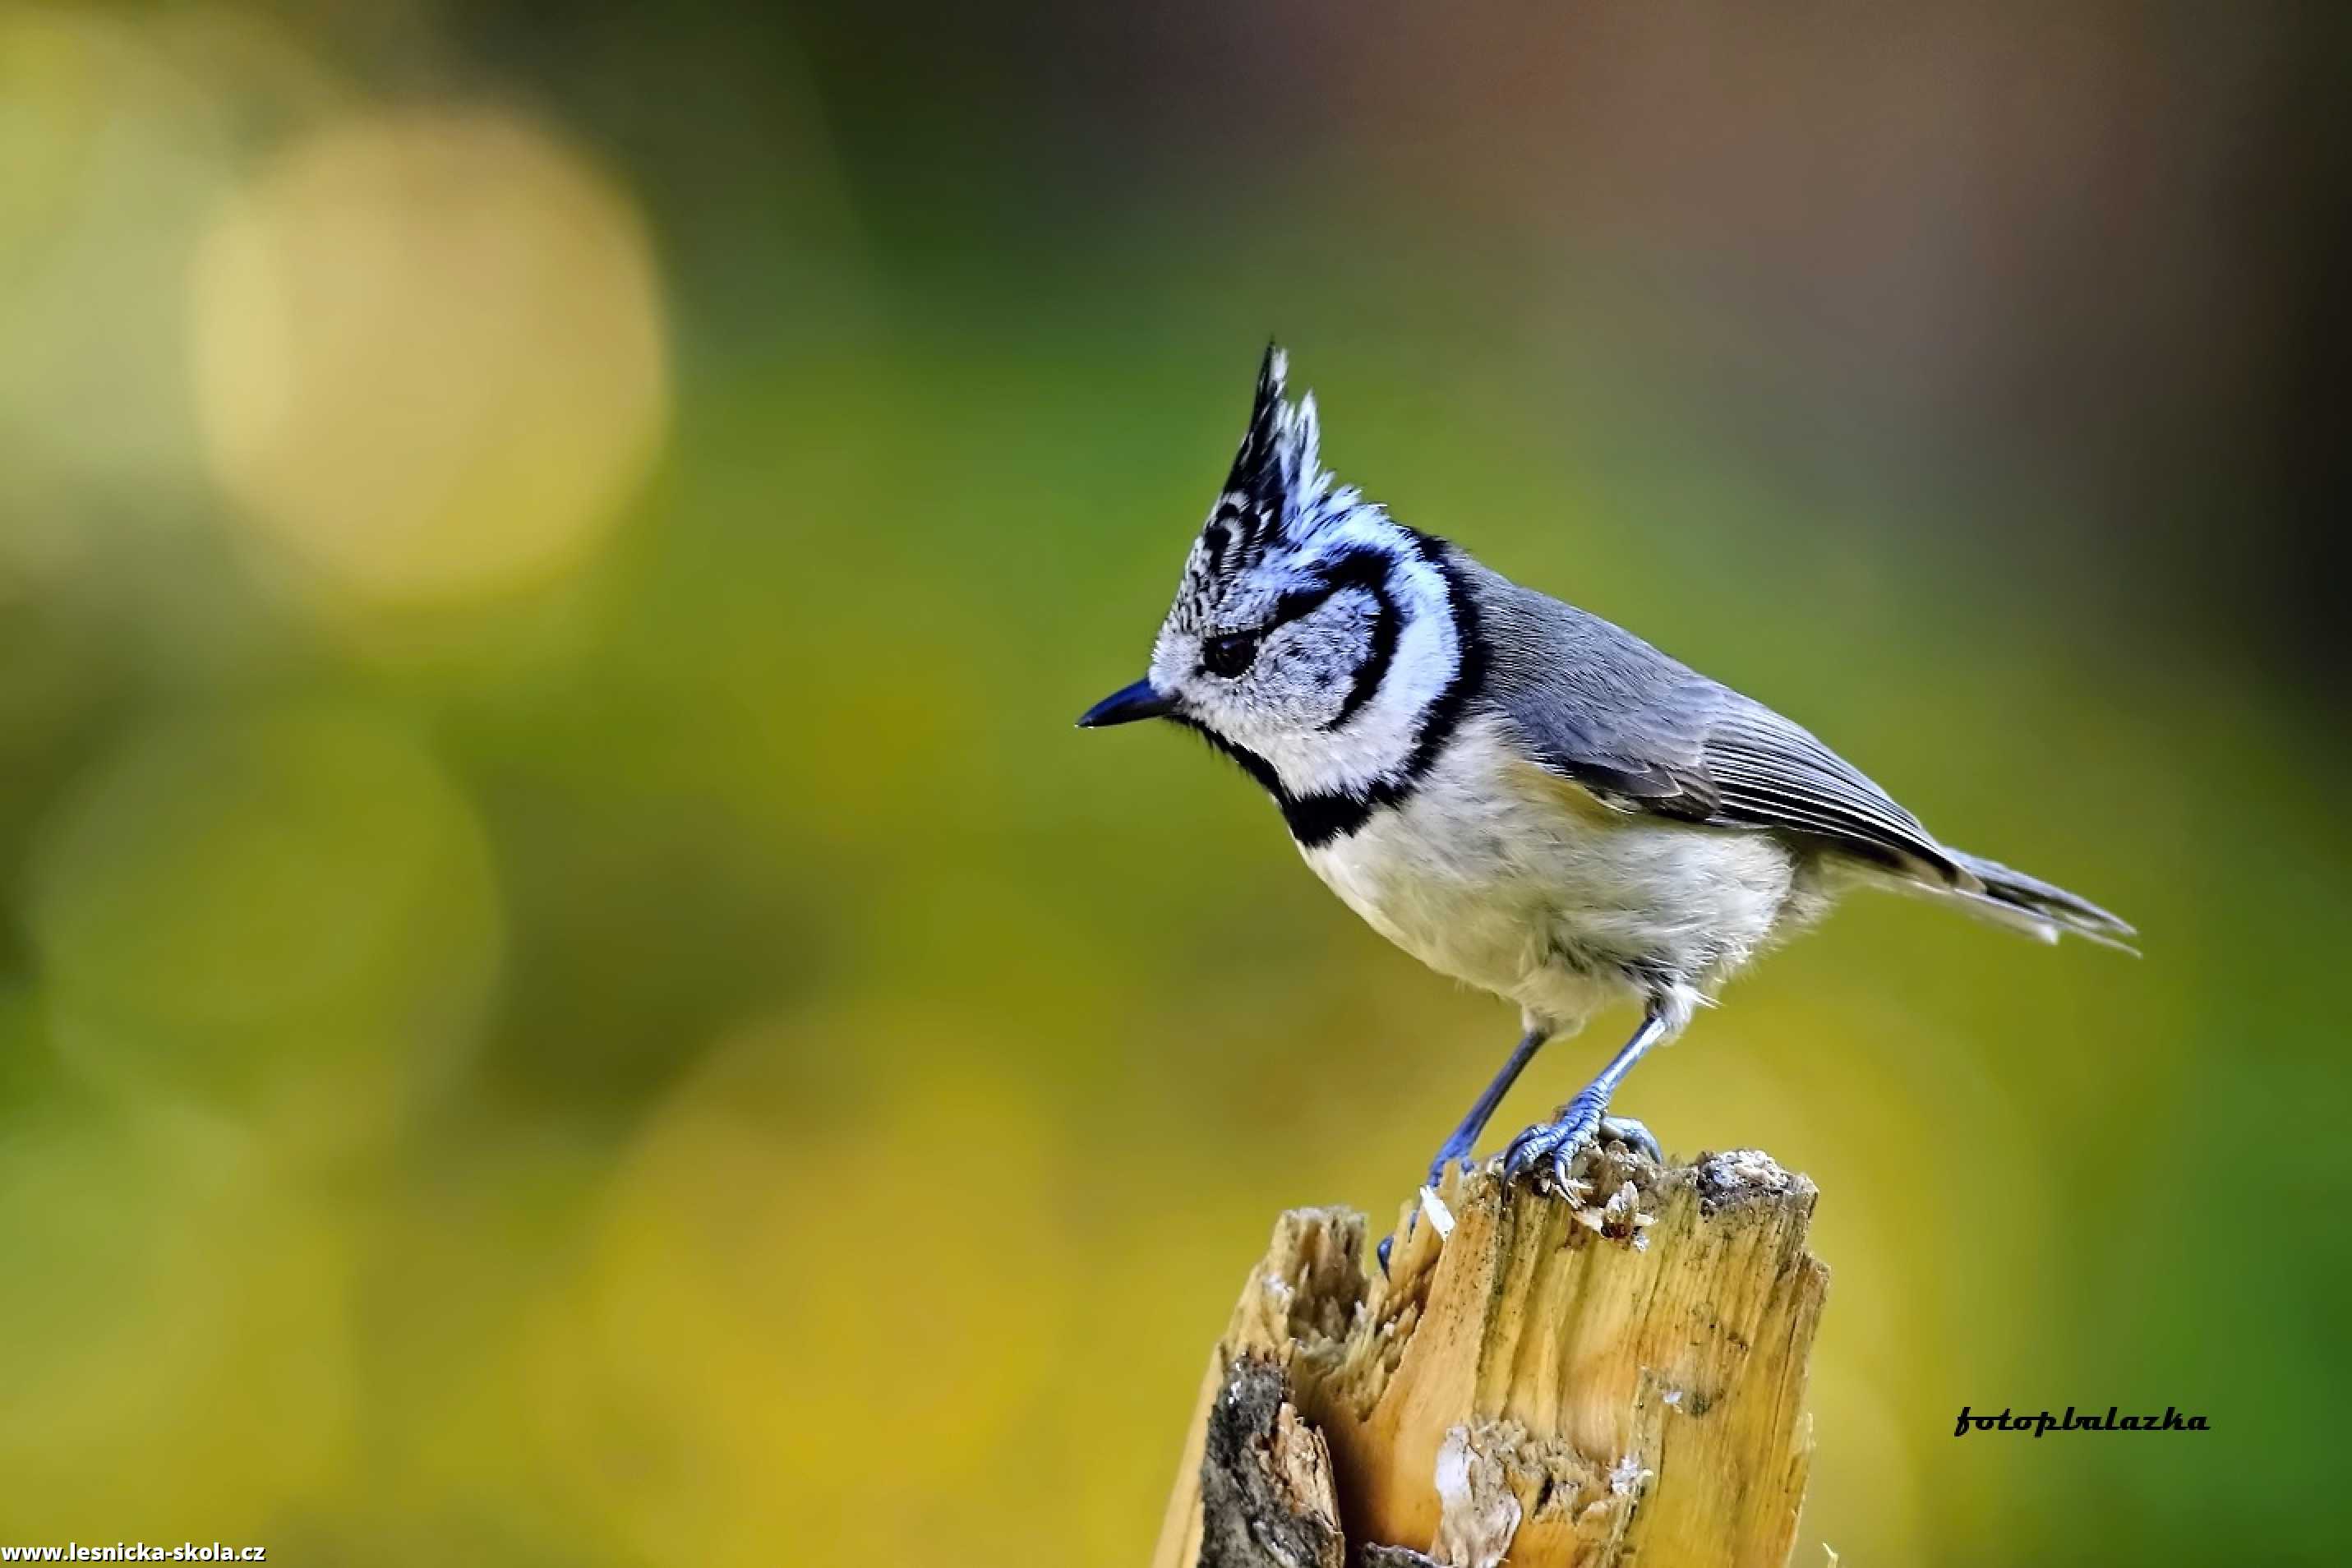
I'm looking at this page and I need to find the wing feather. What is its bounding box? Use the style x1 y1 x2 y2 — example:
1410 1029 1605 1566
1465 561 1967 884
1699 706 1972 883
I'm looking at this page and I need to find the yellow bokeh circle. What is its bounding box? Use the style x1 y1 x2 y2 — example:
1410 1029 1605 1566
191 108 669 606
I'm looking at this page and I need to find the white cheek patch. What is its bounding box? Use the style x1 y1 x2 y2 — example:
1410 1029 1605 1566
1256 596 1374 726
1256 528 1460 800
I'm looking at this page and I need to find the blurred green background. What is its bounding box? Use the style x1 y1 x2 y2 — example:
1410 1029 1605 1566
2 1 2347 1562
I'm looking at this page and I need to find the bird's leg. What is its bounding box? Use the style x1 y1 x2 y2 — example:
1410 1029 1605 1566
1504 1008 1671 1193
1377 1025 1554 1275
1422 1026 1549 1190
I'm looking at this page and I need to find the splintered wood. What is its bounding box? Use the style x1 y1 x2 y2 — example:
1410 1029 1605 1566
1152 1148 1829 1568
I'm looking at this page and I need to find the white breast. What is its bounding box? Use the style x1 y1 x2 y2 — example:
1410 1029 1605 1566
1300 716 1801 1033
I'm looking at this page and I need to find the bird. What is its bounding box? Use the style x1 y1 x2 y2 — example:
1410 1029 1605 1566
1079 344 2133 1224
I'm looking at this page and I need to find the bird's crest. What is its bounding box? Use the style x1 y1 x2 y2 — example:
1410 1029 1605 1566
1214 343 1350 564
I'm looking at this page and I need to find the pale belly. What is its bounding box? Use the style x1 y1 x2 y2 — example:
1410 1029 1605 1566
1299 722 1800 1032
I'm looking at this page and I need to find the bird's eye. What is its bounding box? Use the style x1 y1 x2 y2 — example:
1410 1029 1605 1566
1202 630 1261 679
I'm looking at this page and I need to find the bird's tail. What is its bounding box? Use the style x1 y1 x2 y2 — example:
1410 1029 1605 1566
1940 849 2138 954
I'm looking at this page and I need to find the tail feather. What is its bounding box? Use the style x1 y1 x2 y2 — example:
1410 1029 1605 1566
1944 850 2138 954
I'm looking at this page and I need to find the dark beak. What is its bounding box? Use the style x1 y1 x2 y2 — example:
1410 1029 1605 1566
1077 678 1176 728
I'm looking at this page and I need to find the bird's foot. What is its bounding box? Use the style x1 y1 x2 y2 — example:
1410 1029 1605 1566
1381 1114 1663 1275
1503 1100 1662 1196
1502 1095 1603 1193
1598 1114 1663 1165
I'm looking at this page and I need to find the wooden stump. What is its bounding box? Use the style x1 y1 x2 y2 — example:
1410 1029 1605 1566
1153 1147 1829 1568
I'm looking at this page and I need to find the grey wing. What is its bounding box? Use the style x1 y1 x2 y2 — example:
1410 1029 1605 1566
1695 699 1973 885
1469 565 1973 887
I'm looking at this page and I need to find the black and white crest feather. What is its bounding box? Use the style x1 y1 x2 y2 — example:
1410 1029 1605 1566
1197 344 1356 586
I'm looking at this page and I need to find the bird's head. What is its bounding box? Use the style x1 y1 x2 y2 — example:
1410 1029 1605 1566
1079 345 1474 823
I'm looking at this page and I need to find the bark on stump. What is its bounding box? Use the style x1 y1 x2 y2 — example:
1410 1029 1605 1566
1152 1147 1829 1568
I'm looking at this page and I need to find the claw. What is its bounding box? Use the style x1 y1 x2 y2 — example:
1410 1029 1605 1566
1501 1124 1539 1183
1502 1094 1608 1192
1598 1114 1663 1164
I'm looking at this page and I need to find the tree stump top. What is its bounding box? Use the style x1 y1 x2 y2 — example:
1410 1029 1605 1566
1155 1147 1829 1568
